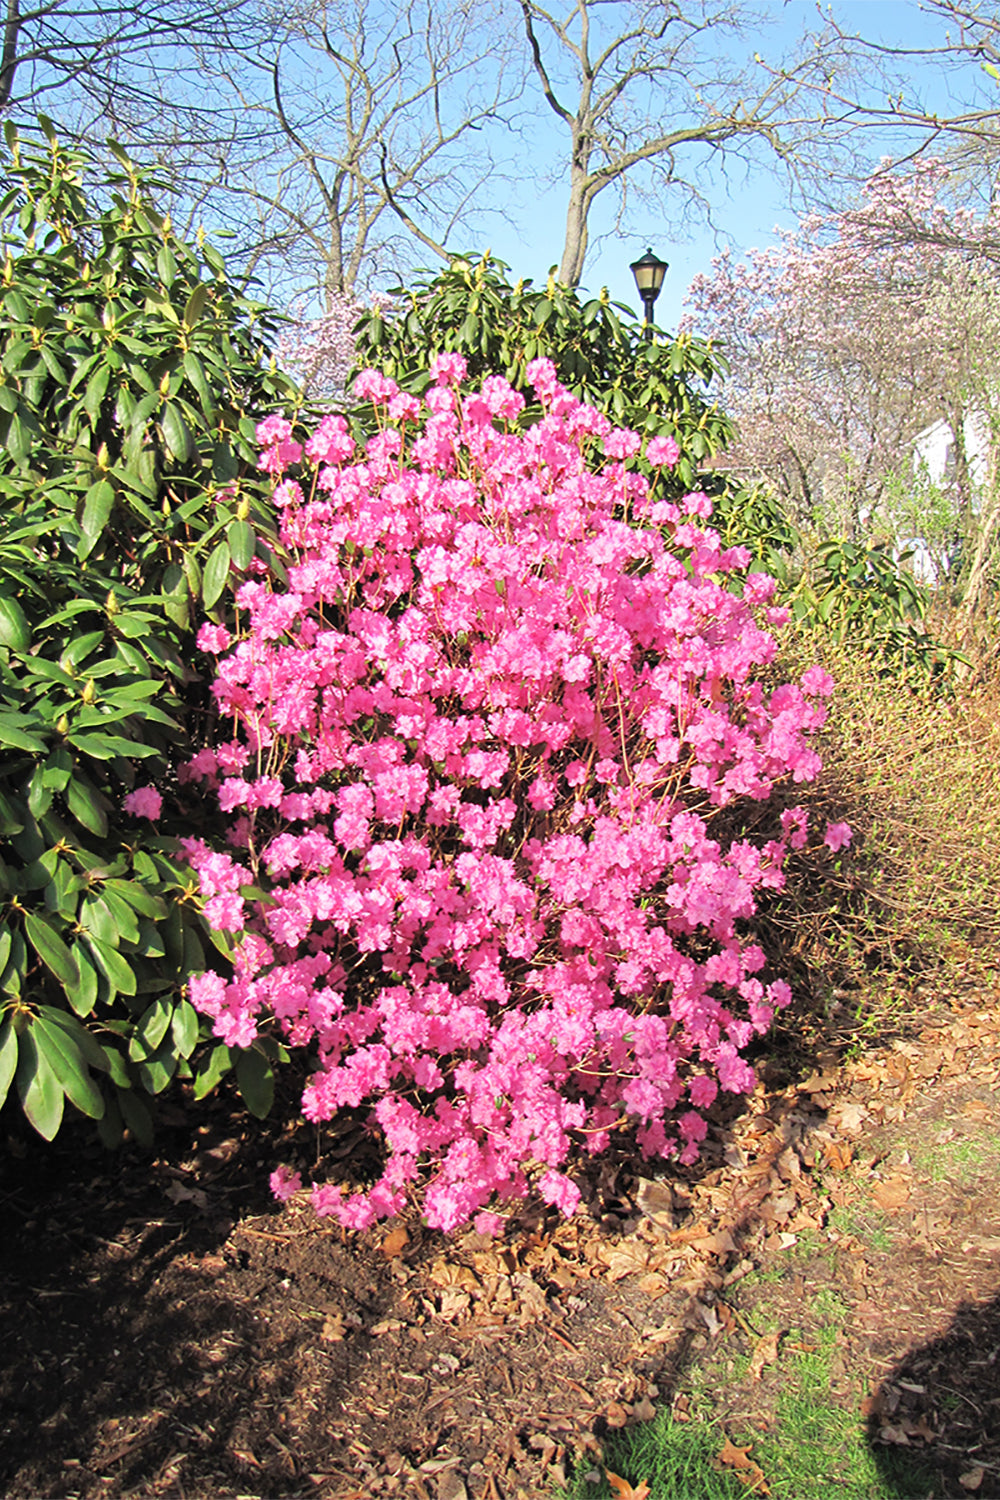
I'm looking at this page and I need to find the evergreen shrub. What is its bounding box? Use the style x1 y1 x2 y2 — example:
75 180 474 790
0 121 296 1142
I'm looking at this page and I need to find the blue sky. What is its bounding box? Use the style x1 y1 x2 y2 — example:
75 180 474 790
480 0 987 329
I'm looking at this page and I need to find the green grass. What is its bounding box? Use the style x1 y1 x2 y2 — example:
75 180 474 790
826 1199 897 1254
909 1132 998 1186
557 1293 939 1500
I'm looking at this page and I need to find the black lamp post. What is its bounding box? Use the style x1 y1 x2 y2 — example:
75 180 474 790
630 247 669 341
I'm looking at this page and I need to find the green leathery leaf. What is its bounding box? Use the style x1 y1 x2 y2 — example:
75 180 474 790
129 995 173 1058
38 1006 110 1073
64 945 99 1016
0 714 45 753
193 1041 232 1099
83 934 136 996
103 878 167 922
156 244 177 286
227 518 255 571
79 891 120 948
201 539 231 610
135 1037 177 1094
171 998 199 1058
83 362 111 424
182 283 210 329
65 776 109 837
160 402 194 463
0 1016 17 1108
78 479 115 558
32 1012 105 1118
23 909 79 987
0 593 31 651
94 885 140 946
16 1028 64 1139
235 1047 274 1118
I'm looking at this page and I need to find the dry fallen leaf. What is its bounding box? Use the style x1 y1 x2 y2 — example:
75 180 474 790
605 1471 651 1500
604 1402 630 1428
959 1467 985 1492
798 1067 839 1094
822 1139 853 1172
715 1437 770 1494
604 1244 652 1281
381 1226 409 1257
436 1289 471 1321
635 1177 677 1228
961 1099 991 1121
748 1329 783 1380
829 1102 869 1136
320 1312 345 1342
164 1181 209 1209
871 1176 912 1213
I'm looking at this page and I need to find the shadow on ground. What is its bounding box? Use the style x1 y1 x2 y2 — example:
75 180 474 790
869 1288 1000 1499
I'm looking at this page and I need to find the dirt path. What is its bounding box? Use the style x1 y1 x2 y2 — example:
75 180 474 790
2 987 998 1500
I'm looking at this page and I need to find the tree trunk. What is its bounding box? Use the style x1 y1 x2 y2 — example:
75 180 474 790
959 428 1000 622
0 0 19 111
558 169 589 288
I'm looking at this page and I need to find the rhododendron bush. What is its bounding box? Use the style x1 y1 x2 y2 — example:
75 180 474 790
181 353 837 1234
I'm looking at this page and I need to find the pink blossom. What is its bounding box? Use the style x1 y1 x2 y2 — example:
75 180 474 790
183 357 833 1235
682 491 713 519
123 785 162 820
538 1169 581 1218
429 352 467 386
270 1165 302 1201
352 368 399 403
823 820 852 852
802 665 835 697
197 622 231 654
646 434 680 467
603 428 641 460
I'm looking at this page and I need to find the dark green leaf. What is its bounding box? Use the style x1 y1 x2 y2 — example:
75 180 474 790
16 1029 64 1139
65 776 109 837
193 1040 232 1099
32 1012 105 1118
0 1016 18 1108
227 519 256 571
235 1046 274 1118
83 934 136 996
160 402 194 463
119 1088 154 1144
201 540 231 610
64 944 99 1016
129 995 173 1057
24 909 79 987
171 998 200 1058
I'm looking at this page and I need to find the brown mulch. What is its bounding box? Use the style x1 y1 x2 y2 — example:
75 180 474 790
2 986 1000 1500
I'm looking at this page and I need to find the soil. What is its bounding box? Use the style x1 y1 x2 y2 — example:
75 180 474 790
2 982 999 1500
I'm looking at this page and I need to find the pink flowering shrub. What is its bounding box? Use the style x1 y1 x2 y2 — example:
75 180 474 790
182 354 838 1234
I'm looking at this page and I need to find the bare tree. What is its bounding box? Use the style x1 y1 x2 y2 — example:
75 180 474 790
0 0 266 136
0 0 521 308
516 0 885 288
791 1 1000 244
175 0 523 307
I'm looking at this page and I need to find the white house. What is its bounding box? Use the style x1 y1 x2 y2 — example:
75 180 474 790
912 411 991 494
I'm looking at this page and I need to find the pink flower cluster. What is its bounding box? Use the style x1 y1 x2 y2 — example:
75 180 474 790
182 357 837 1234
